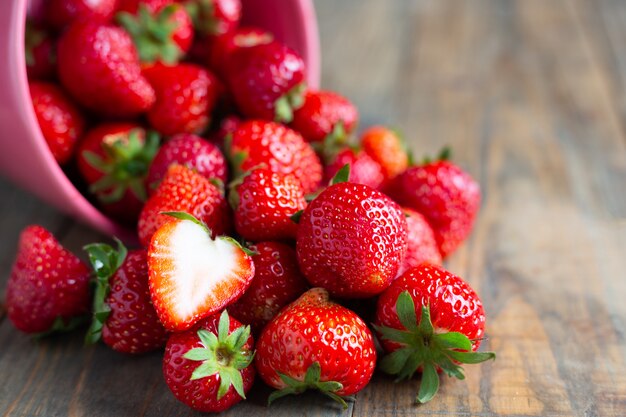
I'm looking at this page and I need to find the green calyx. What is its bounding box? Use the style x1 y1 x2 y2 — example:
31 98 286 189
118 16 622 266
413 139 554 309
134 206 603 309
372 291 495 404
117 4 183 65
83 239 128 345
316 121 349 163
33 315 90 340
330 164 351 185
83 129 159 204
274 82 307 123
268 362 352 409
183 310 254 400
422 146 452 165
185 0 221 36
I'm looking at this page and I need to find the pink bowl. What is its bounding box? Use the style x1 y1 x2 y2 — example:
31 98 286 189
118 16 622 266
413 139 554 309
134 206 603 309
0 0 320 240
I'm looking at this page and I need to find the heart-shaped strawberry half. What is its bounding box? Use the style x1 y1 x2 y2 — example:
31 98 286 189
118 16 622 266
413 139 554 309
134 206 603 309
148 212 255 332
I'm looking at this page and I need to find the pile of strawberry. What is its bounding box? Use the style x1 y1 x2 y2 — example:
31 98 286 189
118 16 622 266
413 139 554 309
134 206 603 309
9 0 495 412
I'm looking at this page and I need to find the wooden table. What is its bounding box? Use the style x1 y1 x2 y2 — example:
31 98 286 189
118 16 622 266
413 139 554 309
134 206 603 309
1 0 626 415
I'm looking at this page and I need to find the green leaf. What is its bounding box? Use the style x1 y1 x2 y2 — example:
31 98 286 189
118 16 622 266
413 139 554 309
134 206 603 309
446 350 496 364
197 329 219 349
160 211 211 234
190 361 219 381
290 210 304 224
304 362 321 385
218 310 230 341
217 368 233 400
223 366 246 399
331 164 350 185
184 348 213 362
433 332 473 351
316 381 343 392
33 315 89 340
320 390 349 409
274 95 293 123
379 347 413 375
396 291 418 331
372 324 416 345
417 362 439 403
268 387 298 406
437 146 452 161
418 305 434 335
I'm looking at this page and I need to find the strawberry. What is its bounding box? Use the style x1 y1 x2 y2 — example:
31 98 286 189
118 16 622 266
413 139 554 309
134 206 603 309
385 151 480 257
5 226 91 334
323 148 384 190
361 126 409 181
400 208 442 274
291 90 358 144
296 176 408 298
186 0 242 36
163 310 254 412
117 2 194 65
147 212 254 331
202 26 273 79
374 263 495 403
143 63 219 136
29 81 85 165
76 123 159 225
46 0 118 30
117 0 171 13
57 20 156 117
231 168 306 242
228 242 308 333
138 164 232 247
147 133 228 193
227 120 322 195
226 41 306 123
255 288 376 407
25 22 56 80
83 241 168 354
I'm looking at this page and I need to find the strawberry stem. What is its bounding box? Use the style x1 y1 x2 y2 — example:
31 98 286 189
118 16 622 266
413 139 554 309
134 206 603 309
373 291 495 404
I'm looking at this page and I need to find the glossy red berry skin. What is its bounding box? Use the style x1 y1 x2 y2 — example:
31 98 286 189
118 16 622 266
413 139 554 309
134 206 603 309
360 126 408 182
385 161 480 258
163 314 255 412
147 133 228 193
296 182 408 298
226 41 306 122
375 263 486 353
6 226 91 334
102 249 169 354
233 168 306 242
255 288 376 396
57 20 155 118
143 63 219 136
229 120 322 195
324 148 385 190
29 82 85 165
291 90 358 143
138 164 232 247
228 242 308 333
399 208 442 275
46 0 118 30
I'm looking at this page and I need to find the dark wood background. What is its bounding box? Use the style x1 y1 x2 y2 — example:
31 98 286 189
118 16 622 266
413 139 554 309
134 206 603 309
1 0 625 416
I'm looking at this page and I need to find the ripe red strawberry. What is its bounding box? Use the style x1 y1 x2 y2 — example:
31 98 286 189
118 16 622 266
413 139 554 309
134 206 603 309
203 26 273 79
231 168 306 242
117 0 170 13
163 310 254 412
228 242 308 333
228 120 322 195
76 123 159 225
57 20 156 117
323 148 385 190
147 133 228 193
84 241 168 354
374 263 495 403
138 164 232 247
25 22 56 80
117 2 194 65
385 153 480 257
291 90 358 144
226 41 306 122
400 208 442 274
147 212 254 331
361 126 409 182
5 225 91 334
186 0 242 36
46 0 118 30
29 82 85 165
143 63 219 136
296 179 408 298
255 288 376 406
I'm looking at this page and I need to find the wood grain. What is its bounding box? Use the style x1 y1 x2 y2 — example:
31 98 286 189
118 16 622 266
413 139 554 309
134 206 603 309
1 0 626 416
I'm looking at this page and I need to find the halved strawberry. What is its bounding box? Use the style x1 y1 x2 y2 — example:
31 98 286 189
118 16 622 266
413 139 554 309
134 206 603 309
147 212 254 331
